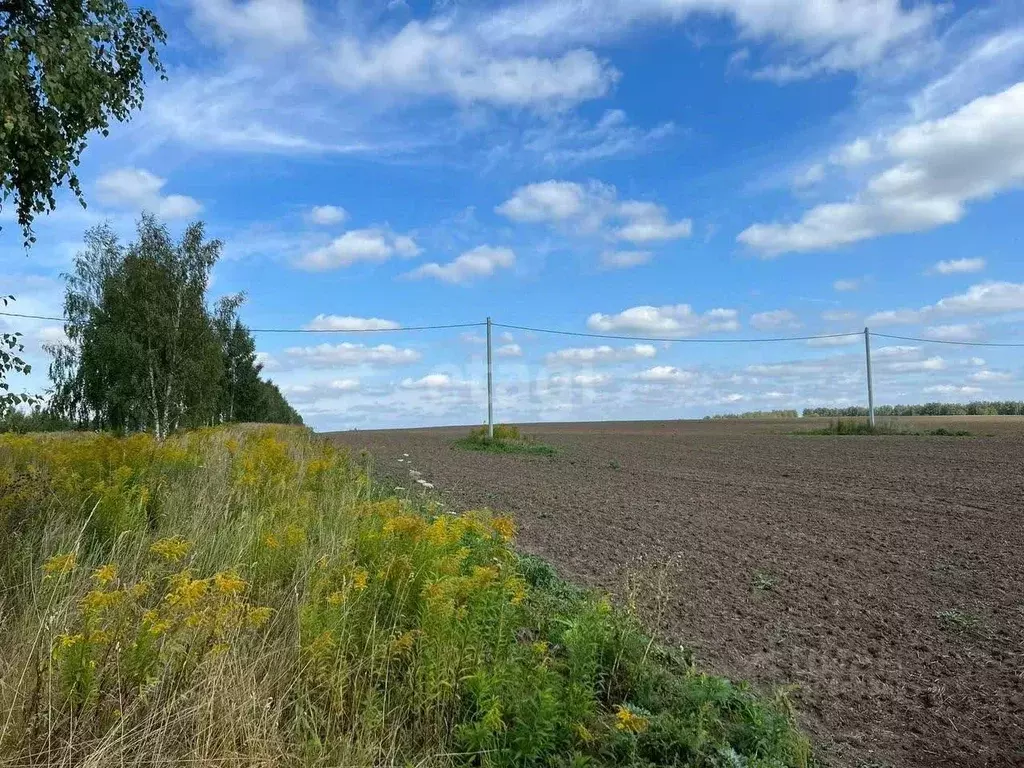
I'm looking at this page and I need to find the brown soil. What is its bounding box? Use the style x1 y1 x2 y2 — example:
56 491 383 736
328 417 1024 768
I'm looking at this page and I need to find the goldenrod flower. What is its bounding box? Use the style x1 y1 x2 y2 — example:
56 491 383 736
93 563 118 586
614 704 650 734
42 552 76 577
150 536 192 563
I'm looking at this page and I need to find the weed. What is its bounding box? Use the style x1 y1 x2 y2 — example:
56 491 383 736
752 570 779 592
936 608 983 633
608 459 621 470
795 419 971 437
455 424 557 456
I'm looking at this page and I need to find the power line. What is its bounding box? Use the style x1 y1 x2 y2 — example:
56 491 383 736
3 309 1023 347
869 331 1024 348
493 322 862 344
0 311 484 334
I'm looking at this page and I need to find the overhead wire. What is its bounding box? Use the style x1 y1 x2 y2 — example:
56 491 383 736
2 310 1022 347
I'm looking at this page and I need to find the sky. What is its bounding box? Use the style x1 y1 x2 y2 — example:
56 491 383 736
2 0 1024 430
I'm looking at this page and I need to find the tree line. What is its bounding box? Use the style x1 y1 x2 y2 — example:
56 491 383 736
703 410 799 420
803 402 1024 417
31 215 302 436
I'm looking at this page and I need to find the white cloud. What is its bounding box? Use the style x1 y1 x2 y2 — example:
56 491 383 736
750 309 800 330
821 309 859 323
868 282 1024 326
497 343 523 358
476 0 935 80
599 250 652 269
497 180 691 244
738 82 1024 254
523 110 674 165
496 180 598 223
587 305 739 336
308 205 348 226
614 201 692 243
282 342 420 368
304 315 401 331
189 0 309 48
830 138 874 167
406 245 515 284
546 344 656 365
923 384 983 395
932 257 985 275
550 372 612 389
970 369 1013 383
299 228 420 270
282 379 361 402
806 334 861 347
792 163 826 188
95 168 202 219
924 323 982 342
400 373 470 390
330 22 616 109
633 366 696 383
833 278 862 292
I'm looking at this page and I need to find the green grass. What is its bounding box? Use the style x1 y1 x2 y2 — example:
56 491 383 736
454 424 558 456
794 418 971 437
936 608 984 634
0 426 811 767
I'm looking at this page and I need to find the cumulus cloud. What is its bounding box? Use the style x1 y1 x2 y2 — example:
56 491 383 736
281 342 420 368
497 343 523 358
867 282 1024 326
923 384 983 395
587 305 739 336
750 309 800 330
932 257 985 275
738 82 1024 254
923 323 982 342
308 205 348 225
405 245 515 284
299 228 420 270
830 137 874 167
550 373 613 389
633 366 696 383
546 344 656 365
400 373 471 390
282 379 360 402
497 180 691 244
95 168 202 219
329 22 616 109
189 0 309 48
304 315 401 331
970 369 1014 383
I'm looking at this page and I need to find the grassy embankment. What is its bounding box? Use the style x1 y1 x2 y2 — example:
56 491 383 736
454 424 557 456
0 426 809 767
795 418 971 437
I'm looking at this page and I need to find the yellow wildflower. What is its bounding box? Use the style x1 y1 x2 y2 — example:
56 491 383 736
492 516 516 541
81 589 125 613
150 536 192 563
58 633 85 649
42 552 76 577
326 590 346 606
213 570 246 595
247 606 273 627
614 705 650 734
352 568 369 591
93 563 118 586
263 533 280 549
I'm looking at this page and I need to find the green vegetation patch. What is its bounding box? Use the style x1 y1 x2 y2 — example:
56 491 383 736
455 424 558 456
794 419 971 437
0 426 809 767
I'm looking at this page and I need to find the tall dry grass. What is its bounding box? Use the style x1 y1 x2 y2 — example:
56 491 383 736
0 426 809 767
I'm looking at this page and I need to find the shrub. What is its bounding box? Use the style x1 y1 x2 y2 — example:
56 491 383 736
456 424 556 456
0 427 808 766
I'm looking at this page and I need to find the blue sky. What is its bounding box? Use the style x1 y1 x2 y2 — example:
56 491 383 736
3 0 1024 429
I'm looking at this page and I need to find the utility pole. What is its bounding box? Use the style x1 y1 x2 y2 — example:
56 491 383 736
864 327 876 428
486 317 494 439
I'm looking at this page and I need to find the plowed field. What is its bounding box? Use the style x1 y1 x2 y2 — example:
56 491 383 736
328 418 1024 767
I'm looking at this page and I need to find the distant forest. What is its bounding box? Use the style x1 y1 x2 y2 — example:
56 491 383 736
705 402 1024 420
